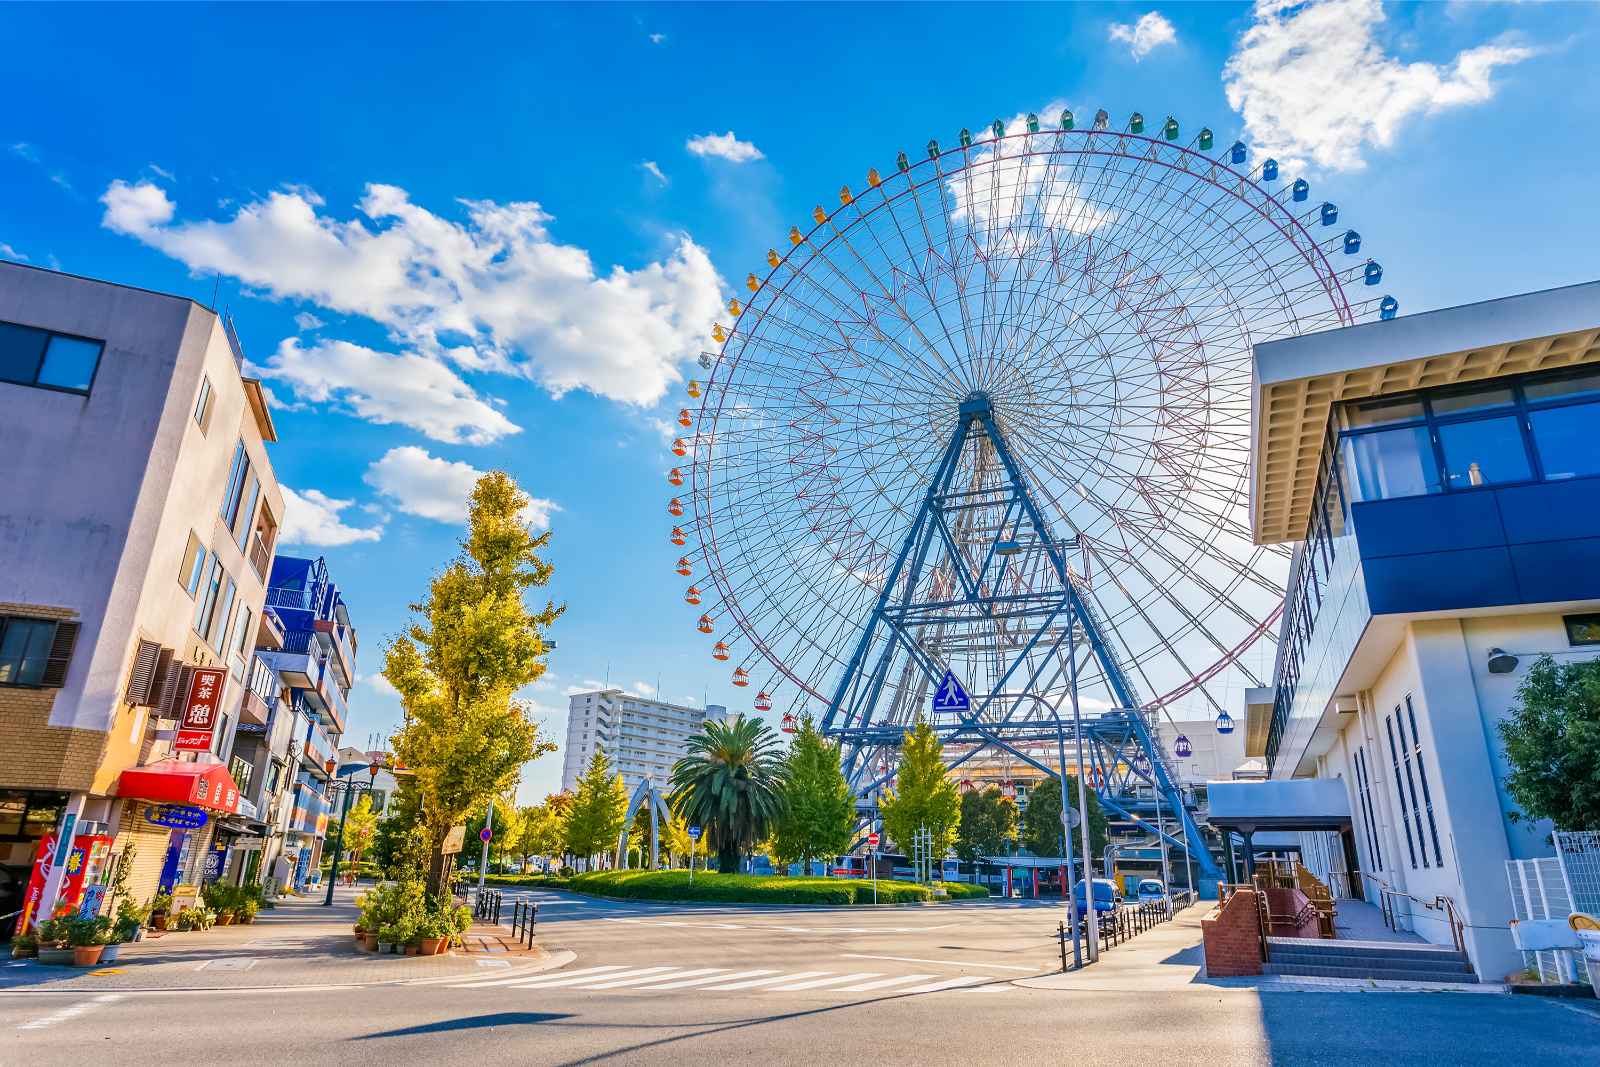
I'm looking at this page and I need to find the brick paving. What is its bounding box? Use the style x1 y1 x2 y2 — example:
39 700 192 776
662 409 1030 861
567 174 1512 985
1 885 555 992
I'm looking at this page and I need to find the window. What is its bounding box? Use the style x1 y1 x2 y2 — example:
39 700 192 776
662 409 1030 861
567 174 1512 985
1437 416 1531 489
1529 406 1600 481
230 755 254 794
221 441 251 525
1564 613 1600 646
1341 426 1438 501
194 558 225 638
1384 714 1419 870
1353 746 1383 873
1388 707 1432 870
207 573 236 651
230 606 254 676
0 618 56 686
0 321 103 395
193 376 214 433
1405 696 1444 867
179 533 208 596
233 472 260 550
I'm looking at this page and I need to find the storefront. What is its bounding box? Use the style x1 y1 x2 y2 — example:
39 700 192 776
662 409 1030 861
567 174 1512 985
0 790 69 939
110 759 245 911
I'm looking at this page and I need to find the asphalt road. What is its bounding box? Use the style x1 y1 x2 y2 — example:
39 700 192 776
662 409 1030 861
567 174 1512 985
2 889 1596 1066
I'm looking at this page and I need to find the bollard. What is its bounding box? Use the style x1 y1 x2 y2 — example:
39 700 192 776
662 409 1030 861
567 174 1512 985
525 902 537 948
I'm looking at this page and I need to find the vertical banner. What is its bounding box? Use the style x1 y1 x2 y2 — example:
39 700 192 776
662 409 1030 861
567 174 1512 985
175 667 227 752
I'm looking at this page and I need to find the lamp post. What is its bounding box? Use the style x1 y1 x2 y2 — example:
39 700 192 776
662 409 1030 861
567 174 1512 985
322 758 382 906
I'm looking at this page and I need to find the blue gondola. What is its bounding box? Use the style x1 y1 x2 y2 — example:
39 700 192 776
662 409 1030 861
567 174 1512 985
1365 261 1383 286
1292 178 1309 202
1320 202 1338 226
1216 711 1235 735
1261 158 1278 181
1343 230 1362 254
1380 295 1399 320
1174 734 1193 758
1230 141 1247 164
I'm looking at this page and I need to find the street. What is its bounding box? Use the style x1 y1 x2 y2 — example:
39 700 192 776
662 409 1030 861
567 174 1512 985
3 889 1597 1065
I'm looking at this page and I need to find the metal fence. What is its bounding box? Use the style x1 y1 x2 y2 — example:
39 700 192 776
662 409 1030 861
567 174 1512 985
1505 830 1600 984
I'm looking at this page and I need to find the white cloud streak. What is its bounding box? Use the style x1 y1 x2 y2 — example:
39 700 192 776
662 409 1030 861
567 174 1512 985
1224 0 1535 172
279 486 384 546
1108 12 1177 60
685 131 765 163
364 445 560 529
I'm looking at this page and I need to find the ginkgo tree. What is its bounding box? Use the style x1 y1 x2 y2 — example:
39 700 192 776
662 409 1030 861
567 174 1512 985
384 471 562 896
770 715 855 874
878 717 961 863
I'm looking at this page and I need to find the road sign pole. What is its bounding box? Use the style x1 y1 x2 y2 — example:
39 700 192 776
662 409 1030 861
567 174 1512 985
477 801 493 896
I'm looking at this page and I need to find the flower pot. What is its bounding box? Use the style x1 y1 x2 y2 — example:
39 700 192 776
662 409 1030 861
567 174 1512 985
405 944 419 956
151 914 168 931
11 943 37 959
215 911 234 926
377 941 394 954
98 943 123 963
38 947 76 966
239 912 256 924
419 937 447 956
362 932 378 951
72 945 105 967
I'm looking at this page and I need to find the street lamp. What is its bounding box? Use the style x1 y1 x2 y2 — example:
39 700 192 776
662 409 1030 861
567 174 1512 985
322 757 384 906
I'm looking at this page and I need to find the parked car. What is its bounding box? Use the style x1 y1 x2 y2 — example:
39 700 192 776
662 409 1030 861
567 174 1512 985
1136 878 1167 904
1072 878 1122 914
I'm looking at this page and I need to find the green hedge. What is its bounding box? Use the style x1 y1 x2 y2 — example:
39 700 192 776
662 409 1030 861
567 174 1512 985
478 869 988 905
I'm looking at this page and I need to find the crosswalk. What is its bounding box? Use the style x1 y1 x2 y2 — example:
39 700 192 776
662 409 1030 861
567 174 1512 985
446 963 1010 998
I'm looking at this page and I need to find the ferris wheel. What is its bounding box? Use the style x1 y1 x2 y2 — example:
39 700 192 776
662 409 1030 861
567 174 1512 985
669 108 1395 738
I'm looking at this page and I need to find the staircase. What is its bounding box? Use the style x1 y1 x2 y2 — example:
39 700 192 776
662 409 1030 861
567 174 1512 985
1264 937 1478 984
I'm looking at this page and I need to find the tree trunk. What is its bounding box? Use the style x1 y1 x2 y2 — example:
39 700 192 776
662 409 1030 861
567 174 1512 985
426 843 447 898
717 842 738 874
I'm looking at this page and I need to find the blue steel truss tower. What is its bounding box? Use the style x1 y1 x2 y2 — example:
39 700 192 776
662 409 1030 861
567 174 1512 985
818 393 1221 886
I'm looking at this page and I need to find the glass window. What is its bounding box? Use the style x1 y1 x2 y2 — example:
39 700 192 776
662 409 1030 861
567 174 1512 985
1341 426 1439 501
193 376 214 432
1564 613 1600 646
0 792 25 837
1437 416 1531 489
0 617 57 686
1344 397 1423 429
36 336 103 392
1429 386 1515 416
1530 405 1600 481
221 441 250 524
194 558 224 636
179 533 207 596
208 574 237 651
21 794 65 840
1525 369 1600 403
0 322 48 385
234 473 261 549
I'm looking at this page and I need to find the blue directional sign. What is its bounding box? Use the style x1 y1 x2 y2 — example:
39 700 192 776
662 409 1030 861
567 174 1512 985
932 670 970 713
687 825 702 840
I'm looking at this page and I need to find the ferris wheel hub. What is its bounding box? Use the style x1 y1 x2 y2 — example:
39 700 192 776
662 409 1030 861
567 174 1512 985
958 391 994 419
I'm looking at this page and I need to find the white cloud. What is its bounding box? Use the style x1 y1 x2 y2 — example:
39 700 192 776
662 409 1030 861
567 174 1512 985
292 311 325 331
363 672 400 696
147 163 177 182
649 32 666 44
99 180 724 408
641 160 668 185
258 338 519 445
1108 12 1177 59
11 143 38 164
364 445 560 529
1224 0 1535 172
0 243 27 262
279 486 384 546
686 131 765 163
630 681 656 697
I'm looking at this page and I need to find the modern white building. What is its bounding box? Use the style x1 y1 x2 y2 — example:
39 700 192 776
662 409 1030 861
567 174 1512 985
1241 278 1600 980
560 690 712 793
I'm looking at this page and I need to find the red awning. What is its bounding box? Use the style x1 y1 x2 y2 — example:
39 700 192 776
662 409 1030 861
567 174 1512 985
116 759 242 815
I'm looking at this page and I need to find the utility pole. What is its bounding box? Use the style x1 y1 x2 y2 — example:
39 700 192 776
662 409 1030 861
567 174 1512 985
476 799 494 896
1155 774 1173 914
1069 608 1100 961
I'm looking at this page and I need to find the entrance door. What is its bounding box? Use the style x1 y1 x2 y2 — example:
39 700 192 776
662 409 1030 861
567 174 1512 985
158 831 187 894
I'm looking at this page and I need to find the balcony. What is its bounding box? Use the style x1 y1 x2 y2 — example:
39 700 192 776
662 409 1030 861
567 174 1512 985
240 655 279 728
257 629 326 690
313 619 357 690
302 719 336 778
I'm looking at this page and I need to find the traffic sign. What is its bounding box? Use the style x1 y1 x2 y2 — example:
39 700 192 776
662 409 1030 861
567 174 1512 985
479 827 492 843
687 825 702 840
932 669 969 712
866 832 880 848
1061 807 1081 829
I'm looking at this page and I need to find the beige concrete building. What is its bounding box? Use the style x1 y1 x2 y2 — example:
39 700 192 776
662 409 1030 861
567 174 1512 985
0 262 284 931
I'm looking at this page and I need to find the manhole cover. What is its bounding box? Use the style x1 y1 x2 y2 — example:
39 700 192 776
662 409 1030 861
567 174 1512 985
196 958 257 972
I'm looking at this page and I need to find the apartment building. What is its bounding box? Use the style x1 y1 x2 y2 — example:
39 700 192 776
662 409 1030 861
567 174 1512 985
1240 279 1600 979
0 262 284 931
561 690 710 792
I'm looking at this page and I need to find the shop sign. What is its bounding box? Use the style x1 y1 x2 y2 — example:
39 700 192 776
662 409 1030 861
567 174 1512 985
175 667 228 752
441 824 467 855
147 804 209 830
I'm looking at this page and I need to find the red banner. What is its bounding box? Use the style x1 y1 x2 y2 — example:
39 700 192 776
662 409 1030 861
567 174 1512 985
174 667 227 752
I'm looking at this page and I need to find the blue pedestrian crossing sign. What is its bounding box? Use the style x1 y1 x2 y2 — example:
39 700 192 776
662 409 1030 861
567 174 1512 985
932 670 970 713
687 825 702 841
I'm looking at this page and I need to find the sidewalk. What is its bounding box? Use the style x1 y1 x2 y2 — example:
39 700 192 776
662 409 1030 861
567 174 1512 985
0 885 558 993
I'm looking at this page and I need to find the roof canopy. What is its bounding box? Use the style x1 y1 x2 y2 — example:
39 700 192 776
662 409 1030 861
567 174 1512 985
1250 279 1600 544
116 759 243 815
1206 778 1351 832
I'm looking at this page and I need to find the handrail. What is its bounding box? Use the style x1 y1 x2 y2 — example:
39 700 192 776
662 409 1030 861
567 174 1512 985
1375 880 1468 956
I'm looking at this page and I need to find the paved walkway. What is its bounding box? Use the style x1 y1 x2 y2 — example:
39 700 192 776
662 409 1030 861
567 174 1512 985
1 885 557 993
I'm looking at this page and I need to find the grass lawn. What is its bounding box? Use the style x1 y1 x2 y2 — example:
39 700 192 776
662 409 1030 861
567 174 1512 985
480 869 989 905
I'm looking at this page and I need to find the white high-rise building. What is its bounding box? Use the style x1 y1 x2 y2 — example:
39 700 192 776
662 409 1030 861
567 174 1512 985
561 690 708 793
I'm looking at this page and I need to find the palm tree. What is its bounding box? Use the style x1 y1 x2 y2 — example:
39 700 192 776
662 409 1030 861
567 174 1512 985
669 715 787 874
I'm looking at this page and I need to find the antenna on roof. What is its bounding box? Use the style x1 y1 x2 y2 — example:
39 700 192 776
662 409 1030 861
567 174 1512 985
210 273 221 310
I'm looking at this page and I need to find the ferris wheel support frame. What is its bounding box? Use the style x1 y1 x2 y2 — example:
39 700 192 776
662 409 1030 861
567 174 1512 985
818 393 1221 885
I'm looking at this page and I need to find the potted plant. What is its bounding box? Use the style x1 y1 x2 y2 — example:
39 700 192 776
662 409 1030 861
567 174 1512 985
10 931 38 960
237 882 263 924
376 923 400 954
35 915 76 965
148 893 173 931
69 916 109 967
116 898 150 943
417 911 451 956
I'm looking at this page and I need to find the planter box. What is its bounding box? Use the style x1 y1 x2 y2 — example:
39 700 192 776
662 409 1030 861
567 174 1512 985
98 943 123 963
73 945 105 967
37 947 76 966
215 913 235 926
419 937 447 956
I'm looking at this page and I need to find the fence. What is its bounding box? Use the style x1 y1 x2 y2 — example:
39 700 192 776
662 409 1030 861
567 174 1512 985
1057 899 1179 971
1505 830 1600 985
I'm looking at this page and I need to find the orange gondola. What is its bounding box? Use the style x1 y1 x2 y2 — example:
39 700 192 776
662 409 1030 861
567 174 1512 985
753 691 773 713
731 666 749 687
668 498 683 516
676 557 692 576
685 585 701 605
671 438 688 457
712 641 730 662
779 711 796 734
677 408 693 428
697 614 714 634
670 526 687 546
668 468 683 487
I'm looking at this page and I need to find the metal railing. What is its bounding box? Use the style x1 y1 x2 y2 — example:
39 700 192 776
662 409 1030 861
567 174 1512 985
249 531 273 583
510 900 539 949
1057 899 1183 971
473 888 503 926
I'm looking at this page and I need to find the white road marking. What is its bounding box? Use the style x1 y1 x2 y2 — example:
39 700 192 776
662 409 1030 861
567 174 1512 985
447 965 629 988
899 976 988 993
509 966 675 989
18 994 122 1031
842 953 1036 971
769 973 879 991
837 974 937 992
572 967 686 989
701 970 831 991
624 968 729 988
636 969 776 990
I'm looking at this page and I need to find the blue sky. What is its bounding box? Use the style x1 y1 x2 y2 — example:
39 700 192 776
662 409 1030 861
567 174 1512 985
6 2 1598 803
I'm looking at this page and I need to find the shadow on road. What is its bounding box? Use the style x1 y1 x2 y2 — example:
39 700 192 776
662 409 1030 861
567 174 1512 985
356 1011 573 1039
